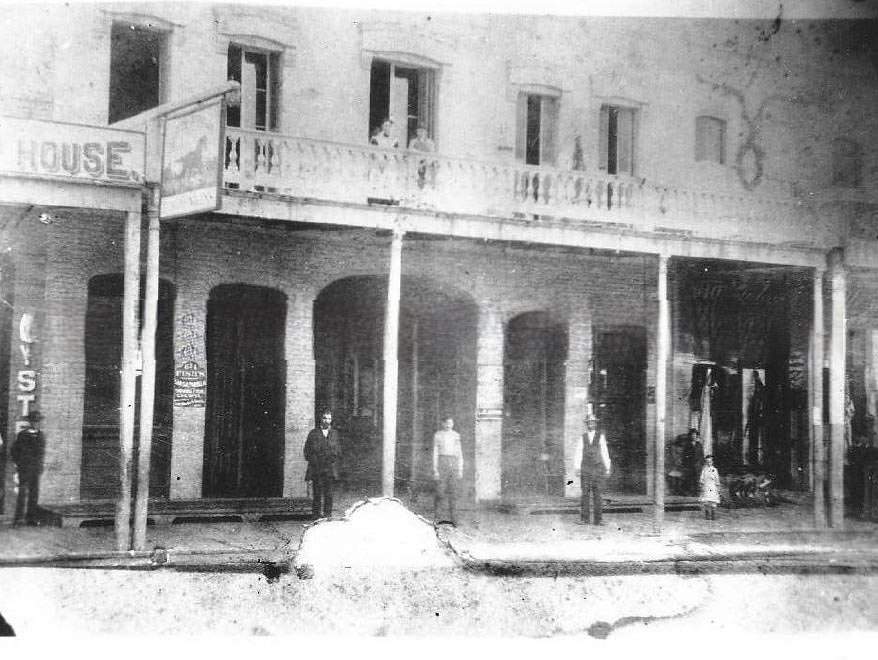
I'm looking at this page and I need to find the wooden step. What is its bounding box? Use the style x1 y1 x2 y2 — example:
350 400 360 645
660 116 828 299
40 498 313 528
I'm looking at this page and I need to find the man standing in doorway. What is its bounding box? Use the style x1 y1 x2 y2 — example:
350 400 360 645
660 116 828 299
11 411 44 527
433 416 463 525
304 409 341 520
576 412 611 525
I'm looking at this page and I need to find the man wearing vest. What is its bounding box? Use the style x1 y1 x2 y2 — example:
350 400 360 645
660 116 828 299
576 412 611 525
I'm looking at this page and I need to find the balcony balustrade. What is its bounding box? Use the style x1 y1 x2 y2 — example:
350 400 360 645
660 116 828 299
223 127 828 246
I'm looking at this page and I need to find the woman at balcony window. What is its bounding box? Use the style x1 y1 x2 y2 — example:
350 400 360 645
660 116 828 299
371 118 399 149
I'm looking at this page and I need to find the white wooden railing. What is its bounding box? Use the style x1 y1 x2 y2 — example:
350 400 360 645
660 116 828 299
223 127 828 246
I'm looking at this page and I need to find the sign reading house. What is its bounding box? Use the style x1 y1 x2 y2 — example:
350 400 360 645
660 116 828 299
160 99 224 219
0 116 145 186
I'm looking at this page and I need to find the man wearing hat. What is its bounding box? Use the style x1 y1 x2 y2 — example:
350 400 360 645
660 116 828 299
576 411 611 525
11 411 45 526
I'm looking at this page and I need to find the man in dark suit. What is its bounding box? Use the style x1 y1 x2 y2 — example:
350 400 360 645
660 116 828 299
303 409 341 520
11 411 44 527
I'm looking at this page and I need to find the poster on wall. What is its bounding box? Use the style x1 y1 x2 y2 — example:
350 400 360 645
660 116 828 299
174 360 206 408
160 98 224 219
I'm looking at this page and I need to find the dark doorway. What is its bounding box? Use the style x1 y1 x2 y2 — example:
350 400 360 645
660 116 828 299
81 274 175 500
108 22 166 124
593 326 647 494
502 312 568 497
203 284 286 498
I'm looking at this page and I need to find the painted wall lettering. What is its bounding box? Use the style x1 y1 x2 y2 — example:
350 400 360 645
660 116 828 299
0 117 145 186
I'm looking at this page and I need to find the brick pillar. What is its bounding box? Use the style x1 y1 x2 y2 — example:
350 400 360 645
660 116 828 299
474 305 504 501
170 284 208 499
8 225 50 499
284 292 315 497
40 283 87 503
564 309 591 499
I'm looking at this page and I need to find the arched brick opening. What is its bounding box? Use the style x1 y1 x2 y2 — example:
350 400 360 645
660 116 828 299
502 311 568 497
80 273 175 500
313 275 478 496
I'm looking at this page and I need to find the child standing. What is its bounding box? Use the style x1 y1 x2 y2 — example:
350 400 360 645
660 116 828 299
699 454 721 520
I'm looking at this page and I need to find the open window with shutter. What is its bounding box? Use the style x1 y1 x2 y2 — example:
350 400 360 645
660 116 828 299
515 93 558 166
368 59 437 148
227 44 281 131
599 104 636 175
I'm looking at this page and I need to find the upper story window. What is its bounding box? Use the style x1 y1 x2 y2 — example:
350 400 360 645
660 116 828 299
695 115 726 165
227 44 280 131
599 105 636 175
108 22 168 123
515 93 558 166
832 137 862 188
368 59 436 149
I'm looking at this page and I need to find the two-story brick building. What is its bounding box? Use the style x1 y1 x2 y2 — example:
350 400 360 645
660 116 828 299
1 3 876 532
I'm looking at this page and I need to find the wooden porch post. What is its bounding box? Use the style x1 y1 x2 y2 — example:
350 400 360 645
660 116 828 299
410 319 420 485
828 249 846 528
654 253 669 533
812 268 826 528
382 227 404 497
133 185 161 550
116 205 142 551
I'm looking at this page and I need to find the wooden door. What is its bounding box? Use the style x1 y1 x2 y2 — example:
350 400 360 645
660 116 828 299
594 326 647 494
204 285 286 498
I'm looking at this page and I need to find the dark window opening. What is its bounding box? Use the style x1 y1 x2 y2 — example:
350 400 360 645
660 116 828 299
515 93 558 166
108 23 165 123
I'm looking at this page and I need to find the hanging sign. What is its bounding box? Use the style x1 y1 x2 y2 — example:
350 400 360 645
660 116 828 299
160 99 224 219
0 116 145 186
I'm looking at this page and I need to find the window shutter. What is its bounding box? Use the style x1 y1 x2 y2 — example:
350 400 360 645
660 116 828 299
515 92 527 161
598 105 609 170
695 116 707 162
617 107 634 175
269 52 281 131
417 69 437 143
540 97 558 166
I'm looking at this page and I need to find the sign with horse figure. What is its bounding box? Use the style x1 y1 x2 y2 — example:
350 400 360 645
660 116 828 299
160 99 224 219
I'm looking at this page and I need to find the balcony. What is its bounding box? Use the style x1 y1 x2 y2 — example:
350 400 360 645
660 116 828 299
222 127 837 250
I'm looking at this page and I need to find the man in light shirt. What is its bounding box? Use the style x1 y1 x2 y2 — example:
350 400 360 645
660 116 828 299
432 416 463 525
575 412 611 525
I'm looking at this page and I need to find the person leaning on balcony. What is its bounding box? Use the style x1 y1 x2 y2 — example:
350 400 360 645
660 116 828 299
371 118 399 149
432 416 463 526
408 125 434 153
303 409 341 520
575 412 611 526
408 124 435 189
11 411 45 527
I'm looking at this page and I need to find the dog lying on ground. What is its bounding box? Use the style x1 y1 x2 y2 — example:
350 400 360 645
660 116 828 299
726 472 780 507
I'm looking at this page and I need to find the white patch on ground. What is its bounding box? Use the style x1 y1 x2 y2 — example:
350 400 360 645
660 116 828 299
293 498 458 575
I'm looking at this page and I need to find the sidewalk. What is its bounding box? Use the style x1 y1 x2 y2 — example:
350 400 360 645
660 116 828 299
1 496 876 574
